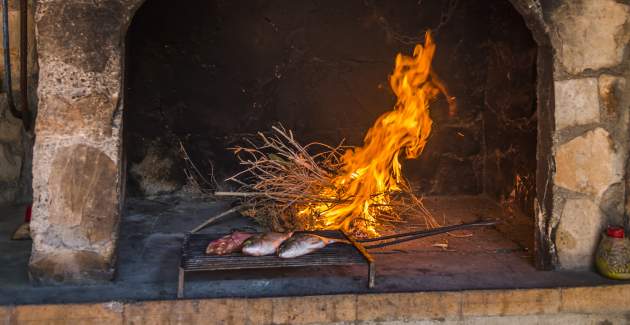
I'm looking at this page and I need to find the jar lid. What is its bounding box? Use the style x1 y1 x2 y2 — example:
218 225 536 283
607 226 625 238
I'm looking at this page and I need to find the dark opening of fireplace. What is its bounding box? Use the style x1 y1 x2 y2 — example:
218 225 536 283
123 0 537 265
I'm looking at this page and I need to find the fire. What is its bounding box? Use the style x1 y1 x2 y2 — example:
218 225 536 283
297 31 453 236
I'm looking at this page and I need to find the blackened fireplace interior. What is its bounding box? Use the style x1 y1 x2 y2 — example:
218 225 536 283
122 0 539 291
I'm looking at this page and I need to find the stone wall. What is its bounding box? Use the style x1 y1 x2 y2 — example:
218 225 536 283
0 0 36 206
26 0 630 283
545 0 630 269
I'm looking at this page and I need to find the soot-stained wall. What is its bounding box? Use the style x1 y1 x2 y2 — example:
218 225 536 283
124 0 537 210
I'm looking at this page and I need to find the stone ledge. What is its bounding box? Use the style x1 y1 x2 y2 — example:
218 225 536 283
1 284 629 324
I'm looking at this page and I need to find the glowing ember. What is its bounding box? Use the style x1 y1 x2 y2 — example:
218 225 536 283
296 31 453 236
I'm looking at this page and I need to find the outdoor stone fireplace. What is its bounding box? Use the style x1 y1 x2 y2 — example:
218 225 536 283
26 0 630 285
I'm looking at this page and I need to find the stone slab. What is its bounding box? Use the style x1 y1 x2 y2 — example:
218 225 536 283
554 78 599 131
550 0 630 74
554 128 623 198
556 198 604 269
3 285 630 324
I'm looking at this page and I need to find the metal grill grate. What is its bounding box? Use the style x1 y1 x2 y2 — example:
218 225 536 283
178 231 374 297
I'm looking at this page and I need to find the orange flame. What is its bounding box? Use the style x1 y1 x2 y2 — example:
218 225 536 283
298 31 453 236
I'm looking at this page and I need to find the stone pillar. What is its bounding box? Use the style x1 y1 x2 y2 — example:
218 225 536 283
547 0 630 270
29 0 141 284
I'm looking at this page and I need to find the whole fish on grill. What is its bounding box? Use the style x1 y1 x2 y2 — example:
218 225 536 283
241 232 294 256
278 233 348 258
205 231 254 255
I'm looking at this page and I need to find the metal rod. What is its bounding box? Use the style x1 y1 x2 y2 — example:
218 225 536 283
342 230 375 288
363 220 497 249
2 0 20 121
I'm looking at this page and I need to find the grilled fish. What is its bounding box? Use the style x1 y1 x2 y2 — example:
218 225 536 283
278 233 347 258
241 232 294 256
205 231 254 255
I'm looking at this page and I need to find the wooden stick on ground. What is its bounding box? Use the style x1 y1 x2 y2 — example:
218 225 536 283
190 205 246 233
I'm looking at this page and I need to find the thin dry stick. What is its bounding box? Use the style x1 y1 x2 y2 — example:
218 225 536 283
190 205 247 233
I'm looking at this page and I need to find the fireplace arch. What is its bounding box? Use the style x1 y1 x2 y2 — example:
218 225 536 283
29 0 628 284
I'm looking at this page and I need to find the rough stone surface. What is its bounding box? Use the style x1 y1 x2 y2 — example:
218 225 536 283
29 0 143 283
555 198 604 269
4 285 630 324
129 141 181 196
598 74 627 118
29 144 119 283
461 289 561 316
35 94 119 139
554 128 623 198
29 249 115 284
554 78 599 130
560 285 630 313
550 0 630 74
355 292 461 321
47 145 118 246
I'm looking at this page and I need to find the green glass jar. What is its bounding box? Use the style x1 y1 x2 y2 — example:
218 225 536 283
595 226 630 280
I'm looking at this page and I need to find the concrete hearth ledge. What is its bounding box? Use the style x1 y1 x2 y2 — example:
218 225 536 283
1 285 629 324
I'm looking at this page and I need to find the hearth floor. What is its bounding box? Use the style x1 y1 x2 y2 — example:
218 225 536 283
0 196 620 305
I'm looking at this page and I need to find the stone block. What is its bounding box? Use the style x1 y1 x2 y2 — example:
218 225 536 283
123 300 197 325
461 288 561 317
554 128 622 198
464 313 630 325
598 74 627 118
561 284 630 314
47 144 118 246
29 144 120 283
556 198 604 269
35 94 118 139
14 303 122 325
355 292 461 322
124 299 272 325
554 78 599 131
550 0 630 74
271 295 356 324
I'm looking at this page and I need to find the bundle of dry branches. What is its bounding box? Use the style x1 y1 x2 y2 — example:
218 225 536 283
216 125 440 236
